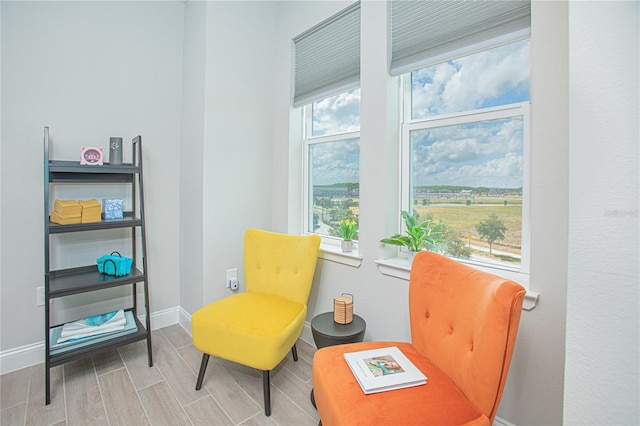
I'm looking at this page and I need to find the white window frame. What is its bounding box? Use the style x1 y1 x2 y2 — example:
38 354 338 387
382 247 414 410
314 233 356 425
377 74 532 289
302 104 363 267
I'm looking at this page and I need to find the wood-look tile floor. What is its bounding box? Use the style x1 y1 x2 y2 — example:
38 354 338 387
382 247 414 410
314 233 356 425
0 324 320 426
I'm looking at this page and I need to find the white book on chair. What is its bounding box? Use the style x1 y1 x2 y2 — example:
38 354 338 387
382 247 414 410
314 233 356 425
343 346 427 394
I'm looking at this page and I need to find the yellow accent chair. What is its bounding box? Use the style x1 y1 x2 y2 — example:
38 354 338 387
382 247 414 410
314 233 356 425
192 228 321 416
312 251 526 425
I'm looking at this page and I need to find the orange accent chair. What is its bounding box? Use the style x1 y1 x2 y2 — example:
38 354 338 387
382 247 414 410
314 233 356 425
312 251 526 425
192 228 320 416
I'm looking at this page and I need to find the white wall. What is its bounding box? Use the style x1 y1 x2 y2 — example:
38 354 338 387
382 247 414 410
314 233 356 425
498 2 570 423
1 1 184 348
565 2 640 424
199 1 277 306
180 0 207 317
180 0 279 320
272 0 411 344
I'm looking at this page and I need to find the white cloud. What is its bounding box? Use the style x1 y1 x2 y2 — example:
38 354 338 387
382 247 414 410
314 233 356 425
412 40 529 117
311 138 360 185
309 89 361 185
415 152 523 188
411 118 524 188
312 89 360 135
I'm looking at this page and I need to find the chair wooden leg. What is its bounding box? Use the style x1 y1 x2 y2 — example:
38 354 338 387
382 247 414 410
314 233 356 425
195 354 210 391
263 370 271 416
291 343 298 361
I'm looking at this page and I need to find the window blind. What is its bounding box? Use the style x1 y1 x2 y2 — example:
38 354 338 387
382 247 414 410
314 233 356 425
293 2 360 107
389 0 531 76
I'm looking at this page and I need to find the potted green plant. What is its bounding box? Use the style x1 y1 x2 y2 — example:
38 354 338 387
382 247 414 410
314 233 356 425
380 211 445 262
339 218 357 253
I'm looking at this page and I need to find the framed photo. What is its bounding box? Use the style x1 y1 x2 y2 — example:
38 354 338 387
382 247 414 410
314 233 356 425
80 146 103 165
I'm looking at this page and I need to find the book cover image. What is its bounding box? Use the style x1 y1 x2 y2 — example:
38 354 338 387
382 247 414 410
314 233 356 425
343 346 427 394
365 355 405 377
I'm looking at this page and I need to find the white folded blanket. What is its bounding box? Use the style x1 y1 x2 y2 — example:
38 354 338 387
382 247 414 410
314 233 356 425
58 309 126 343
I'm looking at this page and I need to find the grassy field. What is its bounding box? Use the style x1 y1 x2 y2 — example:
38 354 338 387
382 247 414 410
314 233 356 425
313 195 523 262
414 203 522 254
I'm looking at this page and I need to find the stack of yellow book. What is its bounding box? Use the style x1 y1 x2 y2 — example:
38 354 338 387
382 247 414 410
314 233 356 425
50 200 82 225
79 199 101 223
50 199 103 225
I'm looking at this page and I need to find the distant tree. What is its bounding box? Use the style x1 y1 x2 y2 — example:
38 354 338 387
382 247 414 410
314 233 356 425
317 197 333 221
466 199 471 206
446 236 471 259
313 213 319 232
328 205 357 236
328 207 343 225
345 183 359 197
437 221 471 259
343 207 357 222
475 214 507 255
341 199 355 210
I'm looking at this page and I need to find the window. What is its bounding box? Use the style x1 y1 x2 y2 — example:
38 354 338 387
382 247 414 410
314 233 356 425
293 2 361 253
401 40 530 272
303 88 361 243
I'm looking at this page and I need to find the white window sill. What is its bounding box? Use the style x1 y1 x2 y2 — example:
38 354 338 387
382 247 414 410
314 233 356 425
375 257 539 311
319 242 363 268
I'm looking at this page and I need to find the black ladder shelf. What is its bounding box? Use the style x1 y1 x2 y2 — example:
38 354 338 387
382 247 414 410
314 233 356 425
43 127 153 404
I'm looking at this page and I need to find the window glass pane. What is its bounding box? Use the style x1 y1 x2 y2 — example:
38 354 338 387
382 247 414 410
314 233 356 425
312 89 361 136
410 117 523 267
308 138 360 238
411 40 529 119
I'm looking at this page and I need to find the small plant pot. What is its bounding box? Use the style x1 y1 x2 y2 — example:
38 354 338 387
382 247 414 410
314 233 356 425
408 250 418 265
341 240 353 253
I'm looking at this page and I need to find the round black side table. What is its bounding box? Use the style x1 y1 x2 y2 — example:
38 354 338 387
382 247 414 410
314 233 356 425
310 312 366 408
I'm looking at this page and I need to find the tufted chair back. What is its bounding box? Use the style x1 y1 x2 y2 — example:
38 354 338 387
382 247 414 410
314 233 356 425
244 228 321 305
409 251 526 422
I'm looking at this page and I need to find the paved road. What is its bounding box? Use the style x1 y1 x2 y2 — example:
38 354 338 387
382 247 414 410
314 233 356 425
468 243 520 259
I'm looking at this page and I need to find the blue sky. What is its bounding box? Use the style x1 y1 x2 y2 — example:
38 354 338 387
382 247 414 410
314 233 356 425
310 40 529 188
411 39 530 117
312 89 360 137
311 89 361 186
410 40 529 188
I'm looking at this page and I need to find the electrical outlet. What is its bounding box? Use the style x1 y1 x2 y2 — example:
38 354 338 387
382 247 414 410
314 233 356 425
226 268 238 290
230 277 239 291
37 286 45 306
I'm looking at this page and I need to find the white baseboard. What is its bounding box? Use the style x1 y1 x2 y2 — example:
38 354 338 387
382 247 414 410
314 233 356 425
178 306 192 336
300 321 315 348
0 341 44 377
493 415 516 426
0 306 182 375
